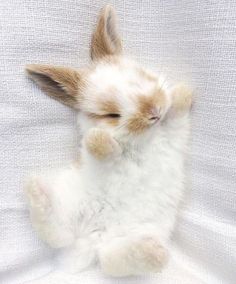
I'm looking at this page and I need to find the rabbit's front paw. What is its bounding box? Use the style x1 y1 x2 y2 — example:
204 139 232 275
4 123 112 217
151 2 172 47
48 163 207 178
85 128 121 160
171 84 193 114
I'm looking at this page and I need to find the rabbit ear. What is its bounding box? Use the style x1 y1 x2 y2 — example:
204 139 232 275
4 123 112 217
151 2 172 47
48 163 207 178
26 64 84 108
91 5 123 61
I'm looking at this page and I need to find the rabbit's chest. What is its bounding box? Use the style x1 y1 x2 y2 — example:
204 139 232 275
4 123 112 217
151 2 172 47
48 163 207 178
95 143 184 222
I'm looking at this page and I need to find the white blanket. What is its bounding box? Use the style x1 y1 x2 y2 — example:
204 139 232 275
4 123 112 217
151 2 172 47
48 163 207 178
0 1 235 283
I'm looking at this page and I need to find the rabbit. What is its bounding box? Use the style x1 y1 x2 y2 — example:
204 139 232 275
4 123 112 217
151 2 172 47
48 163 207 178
25 5 192 277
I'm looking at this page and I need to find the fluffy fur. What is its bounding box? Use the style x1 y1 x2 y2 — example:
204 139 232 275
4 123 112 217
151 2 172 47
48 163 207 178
25 5 192 277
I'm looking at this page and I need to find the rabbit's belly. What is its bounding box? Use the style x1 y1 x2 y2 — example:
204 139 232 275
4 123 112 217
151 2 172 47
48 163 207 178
108 183 180 230
82 161 184 239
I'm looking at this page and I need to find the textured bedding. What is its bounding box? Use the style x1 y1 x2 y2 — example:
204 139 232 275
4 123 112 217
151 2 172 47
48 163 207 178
0 1 235 283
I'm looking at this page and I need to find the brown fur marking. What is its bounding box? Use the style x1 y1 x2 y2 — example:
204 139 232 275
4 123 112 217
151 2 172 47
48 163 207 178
127 115 149 134
99 98 120 114
86 98 120 127
128 90 166 134
138 91 165 117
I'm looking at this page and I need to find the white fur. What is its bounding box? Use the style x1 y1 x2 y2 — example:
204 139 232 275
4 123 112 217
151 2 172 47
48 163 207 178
25 58 190 277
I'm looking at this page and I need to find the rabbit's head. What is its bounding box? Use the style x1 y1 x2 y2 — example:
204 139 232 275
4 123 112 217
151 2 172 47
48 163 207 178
26 5 173 142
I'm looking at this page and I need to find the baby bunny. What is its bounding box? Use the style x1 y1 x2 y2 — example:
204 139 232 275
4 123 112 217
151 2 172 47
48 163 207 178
25 5 192 277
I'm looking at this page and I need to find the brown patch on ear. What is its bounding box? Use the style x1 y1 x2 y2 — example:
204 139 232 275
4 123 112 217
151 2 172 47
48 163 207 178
26 64 84 108
91 5 122 61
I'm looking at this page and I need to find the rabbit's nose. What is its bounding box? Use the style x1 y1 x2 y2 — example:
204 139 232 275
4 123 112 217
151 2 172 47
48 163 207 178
149 115 160 121
148 107 160 121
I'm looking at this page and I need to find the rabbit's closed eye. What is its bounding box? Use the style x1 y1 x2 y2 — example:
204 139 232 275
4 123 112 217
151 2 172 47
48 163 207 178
105 113 121 118
87 112 121 119
86 112 121 127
